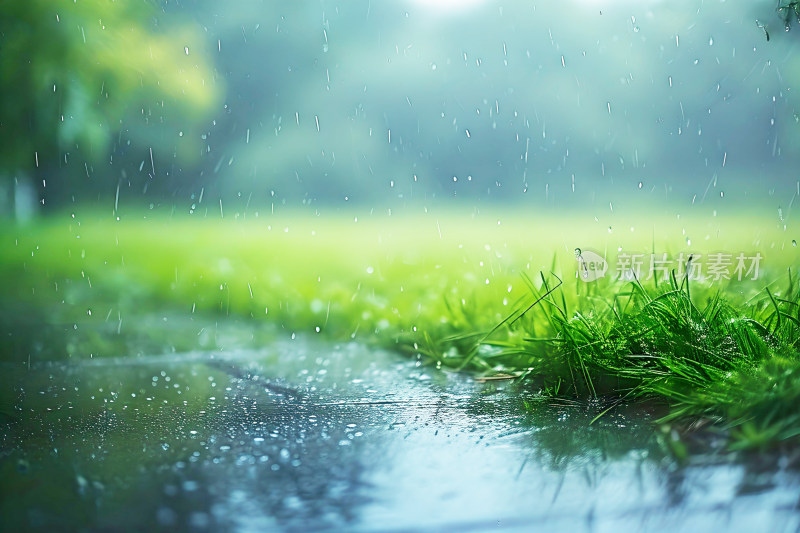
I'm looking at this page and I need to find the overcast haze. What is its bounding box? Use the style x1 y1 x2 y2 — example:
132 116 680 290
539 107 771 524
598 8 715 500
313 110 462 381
4 0 799 214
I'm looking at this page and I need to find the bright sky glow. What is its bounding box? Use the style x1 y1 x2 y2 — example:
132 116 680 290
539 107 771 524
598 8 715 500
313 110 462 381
405 0 487 13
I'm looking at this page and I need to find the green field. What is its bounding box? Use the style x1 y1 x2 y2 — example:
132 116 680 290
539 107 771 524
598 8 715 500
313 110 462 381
2 206 799 453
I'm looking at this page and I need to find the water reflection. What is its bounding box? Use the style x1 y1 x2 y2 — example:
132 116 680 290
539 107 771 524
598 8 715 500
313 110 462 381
1 339 799 531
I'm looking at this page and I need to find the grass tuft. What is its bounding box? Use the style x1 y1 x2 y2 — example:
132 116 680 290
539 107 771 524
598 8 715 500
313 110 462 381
426 266 800 451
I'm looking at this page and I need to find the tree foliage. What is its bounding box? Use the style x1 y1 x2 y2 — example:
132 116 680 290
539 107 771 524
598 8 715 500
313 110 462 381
0 0 221 186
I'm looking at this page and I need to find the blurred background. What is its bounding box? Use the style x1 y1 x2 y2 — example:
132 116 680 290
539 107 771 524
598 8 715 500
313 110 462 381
1 0 798 218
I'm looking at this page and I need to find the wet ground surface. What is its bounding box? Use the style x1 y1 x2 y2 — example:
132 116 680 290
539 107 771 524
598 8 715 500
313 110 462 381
2 340 799 532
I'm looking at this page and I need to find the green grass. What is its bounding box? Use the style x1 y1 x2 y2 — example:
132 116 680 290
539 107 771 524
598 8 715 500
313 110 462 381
494 270 800 454
1 206 799 453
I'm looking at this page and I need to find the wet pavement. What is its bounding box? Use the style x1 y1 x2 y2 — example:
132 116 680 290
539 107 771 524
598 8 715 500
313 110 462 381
1 340 799 532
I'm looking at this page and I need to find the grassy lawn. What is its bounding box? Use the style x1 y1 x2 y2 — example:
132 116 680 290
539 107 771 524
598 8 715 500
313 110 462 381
1 205 799 453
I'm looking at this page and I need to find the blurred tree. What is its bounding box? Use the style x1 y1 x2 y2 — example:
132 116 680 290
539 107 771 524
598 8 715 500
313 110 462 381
0 0 222 214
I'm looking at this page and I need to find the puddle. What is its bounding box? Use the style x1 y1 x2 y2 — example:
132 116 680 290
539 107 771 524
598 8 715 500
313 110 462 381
1 340 799 532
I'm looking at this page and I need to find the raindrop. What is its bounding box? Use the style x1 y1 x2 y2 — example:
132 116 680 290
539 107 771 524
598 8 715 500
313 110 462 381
793 240 797 247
